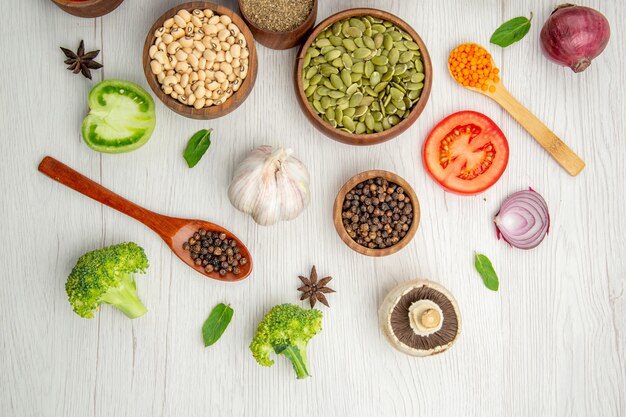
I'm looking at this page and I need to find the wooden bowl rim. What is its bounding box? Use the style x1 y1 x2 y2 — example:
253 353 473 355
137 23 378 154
333 169 420 257
53 0 112 6
142 1 258 119
295 8 433 146
238 0 318 36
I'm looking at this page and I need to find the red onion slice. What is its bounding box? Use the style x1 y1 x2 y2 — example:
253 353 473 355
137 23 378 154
494 188 550 250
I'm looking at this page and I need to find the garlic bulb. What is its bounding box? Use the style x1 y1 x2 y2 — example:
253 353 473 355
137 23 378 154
228 145 310 226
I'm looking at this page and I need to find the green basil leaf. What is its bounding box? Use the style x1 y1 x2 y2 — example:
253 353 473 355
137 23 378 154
474 253 499 291
202 303 233 347
490 14 532 48
183 128 212 168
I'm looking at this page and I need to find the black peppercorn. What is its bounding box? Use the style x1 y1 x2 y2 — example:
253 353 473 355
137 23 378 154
341 177 413 250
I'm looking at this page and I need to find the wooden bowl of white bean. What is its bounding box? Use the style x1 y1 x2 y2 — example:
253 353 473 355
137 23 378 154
143 2 258 119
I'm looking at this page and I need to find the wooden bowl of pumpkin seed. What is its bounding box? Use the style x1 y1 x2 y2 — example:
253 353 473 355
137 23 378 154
295 8 432 146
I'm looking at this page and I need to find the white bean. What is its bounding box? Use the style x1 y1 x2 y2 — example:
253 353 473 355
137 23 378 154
163 75 177 87
219 62 233 75
193 97 206 109
175 49 188 61
199 58 207 70
149 45 158 59
180 73 189 88
230 44 241 58
187 93 196 105
174 15 186 28
177 9 191 22
157 72 166 83
203 9 213 18
154 27 166 38
171 28 185 39
175 62 189 73
179 36 194 48
195 86 206 98
193 41 206 52
154 51 167 65
164 18 175 29
163 85 173 94
173 84 184 95
191 16 203 27
166 41 180 55
188 54 199 69
217 29 230 42
208 16 220 25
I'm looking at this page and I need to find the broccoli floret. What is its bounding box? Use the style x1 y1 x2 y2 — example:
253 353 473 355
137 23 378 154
249 304 322 379
65 242 149 319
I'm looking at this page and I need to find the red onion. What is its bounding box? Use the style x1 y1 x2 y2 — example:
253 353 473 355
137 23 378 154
494 188 550 250
540 4 610 73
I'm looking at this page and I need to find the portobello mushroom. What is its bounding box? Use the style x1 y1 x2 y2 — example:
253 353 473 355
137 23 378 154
379 279 461 357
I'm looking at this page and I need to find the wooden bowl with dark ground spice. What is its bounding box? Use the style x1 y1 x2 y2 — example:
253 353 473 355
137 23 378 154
333 170 420 257
238 0 317 50
295 8 432 146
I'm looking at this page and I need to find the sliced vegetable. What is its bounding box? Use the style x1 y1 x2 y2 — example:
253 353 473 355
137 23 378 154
183 129 212 168
422 111 509 195
202 303 233 347
81 80 156 153
494 188 550 250
490 14 533 48
474 252 499 291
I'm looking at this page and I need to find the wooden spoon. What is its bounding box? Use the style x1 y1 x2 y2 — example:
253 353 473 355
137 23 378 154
38 156 253 282
448 46 585 176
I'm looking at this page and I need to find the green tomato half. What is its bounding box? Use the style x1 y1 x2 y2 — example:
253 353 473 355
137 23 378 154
81 80 156 153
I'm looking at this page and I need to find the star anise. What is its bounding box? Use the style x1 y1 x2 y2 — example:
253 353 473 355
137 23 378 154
60 40 102 80
298 266 335 308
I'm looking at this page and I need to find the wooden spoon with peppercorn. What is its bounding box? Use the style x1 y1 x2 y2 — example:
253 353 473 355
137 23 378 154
38 156 252 282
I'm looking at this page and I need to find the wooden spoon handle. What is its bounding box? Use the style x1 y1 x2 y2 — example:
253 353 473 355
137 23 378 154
38 156 170 235
492 87 585 176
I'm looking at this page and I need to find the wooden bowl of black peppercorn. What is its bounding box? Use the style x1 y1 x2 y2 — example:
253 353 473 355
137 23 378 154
333 170 420 256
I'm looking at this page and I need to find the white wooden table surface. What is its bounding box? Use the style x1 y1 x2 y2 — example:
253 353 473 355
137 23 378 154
1 0 624 416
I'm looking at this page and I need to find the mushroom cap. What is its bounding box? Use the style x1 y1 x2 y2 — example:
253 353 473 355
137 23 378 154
379 279 461 357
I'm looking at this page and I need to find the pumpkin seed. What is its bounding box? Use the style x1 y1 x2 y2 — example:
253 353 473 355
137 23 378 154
355 122 367 134
363 36 376 50
316 38 331 48
325 107 335 120
329 90 345 99
354 105 368 118
383 34 393 50
353 47 371 59
405 41 419 51
343 107 356 118
345 26 363 38
399 51 414 64
346 83 359 95
371 55 388 66
370 71 381 86
364 61 374 77
349 92 363 107
388 48 400 66
342 116 356 132
342 54 353 69
329 36 342 47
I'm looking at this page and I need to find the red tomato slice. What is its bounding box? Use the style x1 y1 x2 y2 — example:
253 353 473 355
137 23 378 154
423 111 509 195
